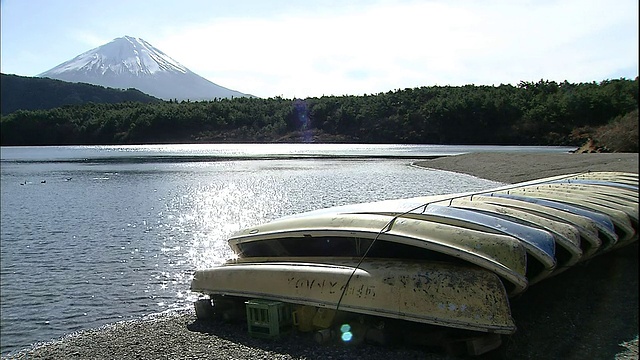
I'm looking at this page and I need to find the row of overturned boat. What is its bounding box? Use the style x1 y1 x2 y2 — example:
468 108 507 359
190 171 638 351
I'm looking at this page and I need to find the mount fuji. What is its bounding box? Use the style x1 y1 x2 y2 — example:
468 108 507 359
38 36 251 101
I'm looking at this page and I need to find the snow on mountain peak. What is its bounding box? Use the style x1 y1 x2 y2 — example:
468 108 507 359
37 35 251 101
40 35 189 77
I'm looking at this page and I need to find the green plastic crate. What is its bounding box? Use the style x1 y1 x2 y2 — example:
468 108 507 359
245 299 292 339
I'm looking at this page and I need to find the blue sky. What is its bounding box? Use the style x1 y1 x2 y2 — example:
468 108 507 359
1 0 637 98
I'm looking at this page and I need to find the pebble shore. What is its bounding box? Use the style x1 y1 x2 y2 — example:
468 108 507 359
5 310 446 360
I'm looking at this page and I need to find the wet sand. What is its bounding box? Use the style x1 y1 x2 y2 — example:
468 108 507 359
414 152 638 184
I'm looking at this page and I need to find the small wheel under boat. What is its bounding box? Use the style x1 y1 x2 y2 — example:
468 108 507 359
194 298 214 320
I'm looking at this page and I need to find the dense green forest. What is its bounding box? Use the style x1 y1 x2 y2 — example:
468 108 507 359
1 73 160 115
1 78 638 150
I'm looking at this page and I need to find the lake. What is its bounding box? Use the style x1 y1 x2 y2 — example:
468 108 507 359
0 144 575 356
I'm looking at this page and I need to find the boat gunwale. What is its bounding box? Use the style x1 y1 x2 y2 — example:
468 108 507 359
489 193 620 250
511 187 638 223
442 200 583 269
353 208 559 284
502 189 635 244
461 195 603 260
228 222 529 296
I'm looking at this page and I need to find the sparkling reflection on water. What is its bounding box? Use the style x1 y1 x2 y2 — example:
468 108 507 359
0 155 504 355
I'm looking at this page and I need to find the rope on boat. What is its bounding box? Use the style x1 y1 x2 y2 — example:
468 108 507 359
334 201 434 313
334 170 592 313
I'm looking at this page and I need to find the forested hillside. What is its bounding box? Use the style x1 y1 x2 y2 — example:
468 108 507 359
1 78 637 150
0 73 160 115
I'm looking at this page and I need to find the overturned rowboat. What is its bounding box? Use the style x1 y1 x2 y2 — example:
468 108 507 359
191 258 517 334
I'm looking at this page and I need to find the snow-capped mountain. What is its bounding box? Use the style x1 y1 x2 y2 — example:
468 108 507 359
38 36 251 101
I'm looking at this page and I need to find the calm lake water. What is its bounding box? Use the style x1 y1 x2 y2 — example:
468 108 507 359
0 144 574 356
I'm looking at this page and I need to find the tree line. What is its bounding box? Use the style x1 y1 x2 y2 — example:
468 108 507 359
0 73 160 116
1 78 637 147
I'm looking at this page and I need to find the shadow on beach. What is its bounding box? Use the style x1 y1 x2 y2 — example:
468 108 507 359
182 242 638 359
484 242 638 359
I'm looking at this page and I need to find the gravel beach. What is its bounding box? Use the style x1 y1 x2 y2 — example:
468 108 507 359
4 152 638 360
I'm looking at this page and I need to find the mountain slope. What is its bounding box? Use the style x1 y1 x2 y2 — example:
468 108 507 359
1 73 160 115
38 36 251 101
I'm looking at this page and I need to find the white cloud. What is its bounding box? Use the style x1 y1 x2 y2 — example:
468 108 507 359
70 32 113 50
43 0 639 98
173 1 633 97
156 2 488 97
3 0 638 97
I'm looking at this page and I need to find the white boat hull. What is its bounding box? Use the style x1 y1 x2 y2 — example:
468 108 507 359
229 212 529 296
191 258 517 334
